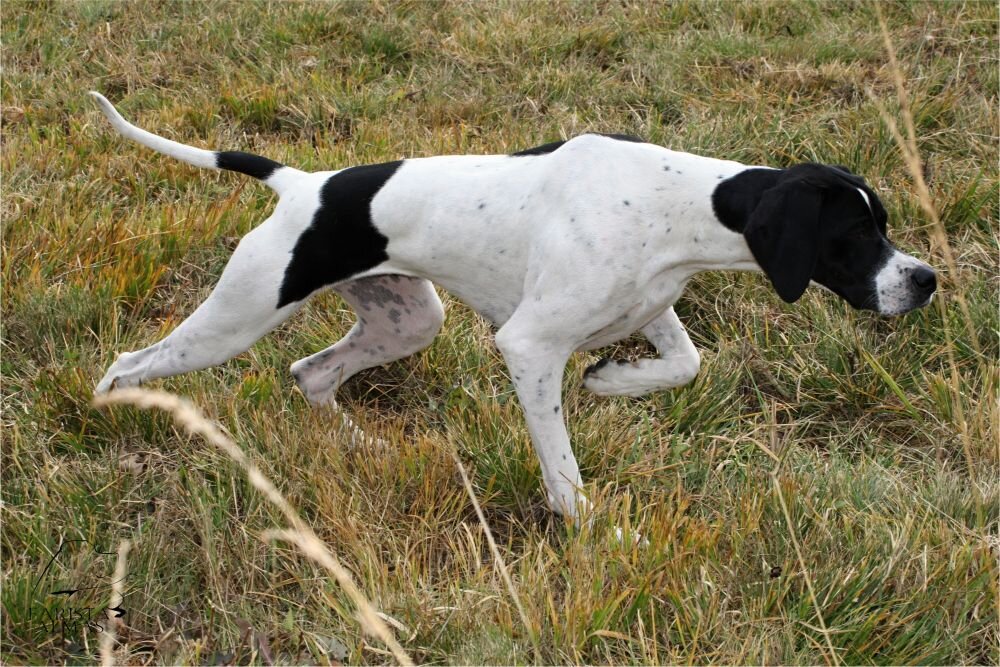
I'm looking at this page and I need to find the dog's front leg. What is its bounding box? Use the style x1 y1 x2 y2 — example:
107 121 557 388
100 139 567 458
494 320 586 522
583 306 700 397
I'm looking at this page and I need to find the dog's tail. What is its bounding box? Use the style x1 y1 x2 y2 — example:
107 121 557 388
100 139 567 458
88 92 302 195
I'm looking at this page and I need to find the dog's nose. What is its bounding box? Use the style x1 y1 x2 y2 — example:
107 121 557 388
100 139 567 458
911 266 937 295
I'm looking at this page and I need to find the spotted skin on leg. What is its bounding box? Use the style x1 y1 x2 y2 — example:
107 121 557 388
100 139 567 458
291 274 444 406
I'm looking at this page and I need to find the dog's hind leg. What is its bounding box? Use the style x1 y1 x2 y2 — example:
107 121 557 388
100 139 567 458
95 218 306 394
582 307 700 397
291 275 444 406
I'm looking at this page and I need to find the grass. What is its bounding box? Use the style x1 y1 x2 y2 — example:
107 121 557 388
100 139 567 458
2 0 997 664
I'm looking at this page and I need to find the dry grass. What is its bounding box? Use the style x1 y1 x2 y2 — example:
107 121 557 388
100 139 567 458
2 1 997 664
93 387 414 666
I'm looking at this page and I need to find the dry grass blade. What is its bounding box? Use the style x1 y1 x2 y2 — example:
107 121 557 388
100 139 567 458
772 475 841 666
99 539 131 667
92 388 414 667
451 450 541 663
764 406 840 666
868 5 980 481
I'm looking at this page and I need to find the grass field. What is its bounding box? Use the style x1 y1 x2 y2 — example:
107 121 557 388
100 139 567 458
2 1 997 664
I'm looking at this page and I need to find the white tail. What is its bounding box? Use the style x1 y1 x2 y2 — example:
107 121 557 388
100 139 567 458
88 91 302 194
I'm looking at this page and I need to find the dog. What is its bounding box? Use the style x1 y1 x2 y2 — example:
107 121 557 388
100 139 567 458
90 92 936 525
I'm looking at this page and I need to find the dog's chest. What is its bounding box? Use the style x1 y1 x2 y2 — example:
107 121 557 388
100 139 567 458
575 271 689 350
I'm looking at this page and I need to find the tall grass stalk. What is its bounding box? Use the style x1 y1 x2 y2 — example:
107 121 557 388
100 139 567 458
870 6 983 482
92 388 414 666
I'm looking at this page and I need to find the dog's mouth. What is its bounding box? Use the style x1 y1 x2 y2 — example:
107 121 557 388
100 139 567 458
820 276 936 317
874 291 935 317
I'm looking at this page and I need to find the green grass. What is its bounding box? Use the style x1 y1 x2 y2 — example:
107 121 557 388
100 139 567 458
2 1 997 664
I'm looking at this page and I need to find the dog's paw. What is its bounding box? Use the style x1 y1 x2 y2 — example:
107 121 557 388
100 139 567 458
95 352 143 395
296 384 338 408
583 357 613 377
582 358 629 396
290 360 344 408
94 375 118 396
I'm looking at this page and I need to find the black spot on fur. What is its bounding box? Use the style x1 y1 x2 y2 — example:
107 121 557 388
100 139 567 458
216 151 283 181
584 357 611 377
277 161 402 307
511 140 567 157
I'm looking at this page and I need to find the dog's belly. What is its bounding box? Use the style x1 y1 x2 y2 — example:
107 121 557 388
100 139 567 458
422 271 522 326
575 305 664 352
575 273 689 351
376 220 531 326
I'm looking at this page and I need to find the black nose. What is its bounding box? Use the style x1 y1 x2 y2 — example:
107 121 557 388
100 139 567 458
911 266 937 294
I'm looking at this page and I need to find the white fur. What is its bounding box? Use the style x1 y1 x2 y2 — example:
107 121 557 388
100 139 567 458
875 250 935 315
856 187 872 213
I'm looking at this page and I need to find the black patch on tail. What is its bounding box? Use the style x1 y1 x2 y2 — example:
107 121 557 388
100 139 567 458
277 161 402 307
216 151 283 181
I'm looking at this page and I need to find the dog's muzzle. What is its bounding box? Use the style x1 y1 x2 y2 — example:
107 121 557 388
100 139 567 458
875 251 937 316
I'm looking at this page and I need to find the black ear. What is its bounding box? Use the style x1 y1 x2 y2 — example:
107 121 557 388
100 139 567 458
744 180 823 303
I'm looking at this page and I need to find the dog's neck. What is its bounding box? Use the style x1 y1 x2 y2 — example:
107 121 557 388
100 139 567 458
652 166 767 278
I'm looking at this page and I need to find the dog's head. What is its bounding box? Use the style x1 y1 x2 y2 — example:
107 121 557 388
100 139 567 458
713 163 936 316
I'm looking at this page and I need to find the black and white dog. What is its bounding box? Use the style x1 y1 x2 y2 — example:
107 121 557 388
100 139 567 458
90 92 935 524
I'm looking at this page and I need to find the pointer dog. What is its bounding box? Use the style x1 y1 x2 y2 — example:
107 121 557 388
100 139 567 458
90 92 936 523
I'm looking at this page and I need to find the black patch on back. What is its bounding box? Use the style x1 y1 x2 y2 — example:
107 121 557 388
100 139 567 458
510 133 645 157
599 133 644 143
216 151 283 181
511 140 567 157
277 161 402 307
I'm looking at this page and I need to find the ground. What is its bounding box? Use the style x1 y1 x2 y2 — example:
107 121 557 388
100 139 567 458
2 1 997 664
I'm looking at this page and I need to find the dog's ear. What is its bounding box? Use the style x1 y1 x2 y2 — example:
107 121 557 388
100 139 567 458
744 179 823 303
